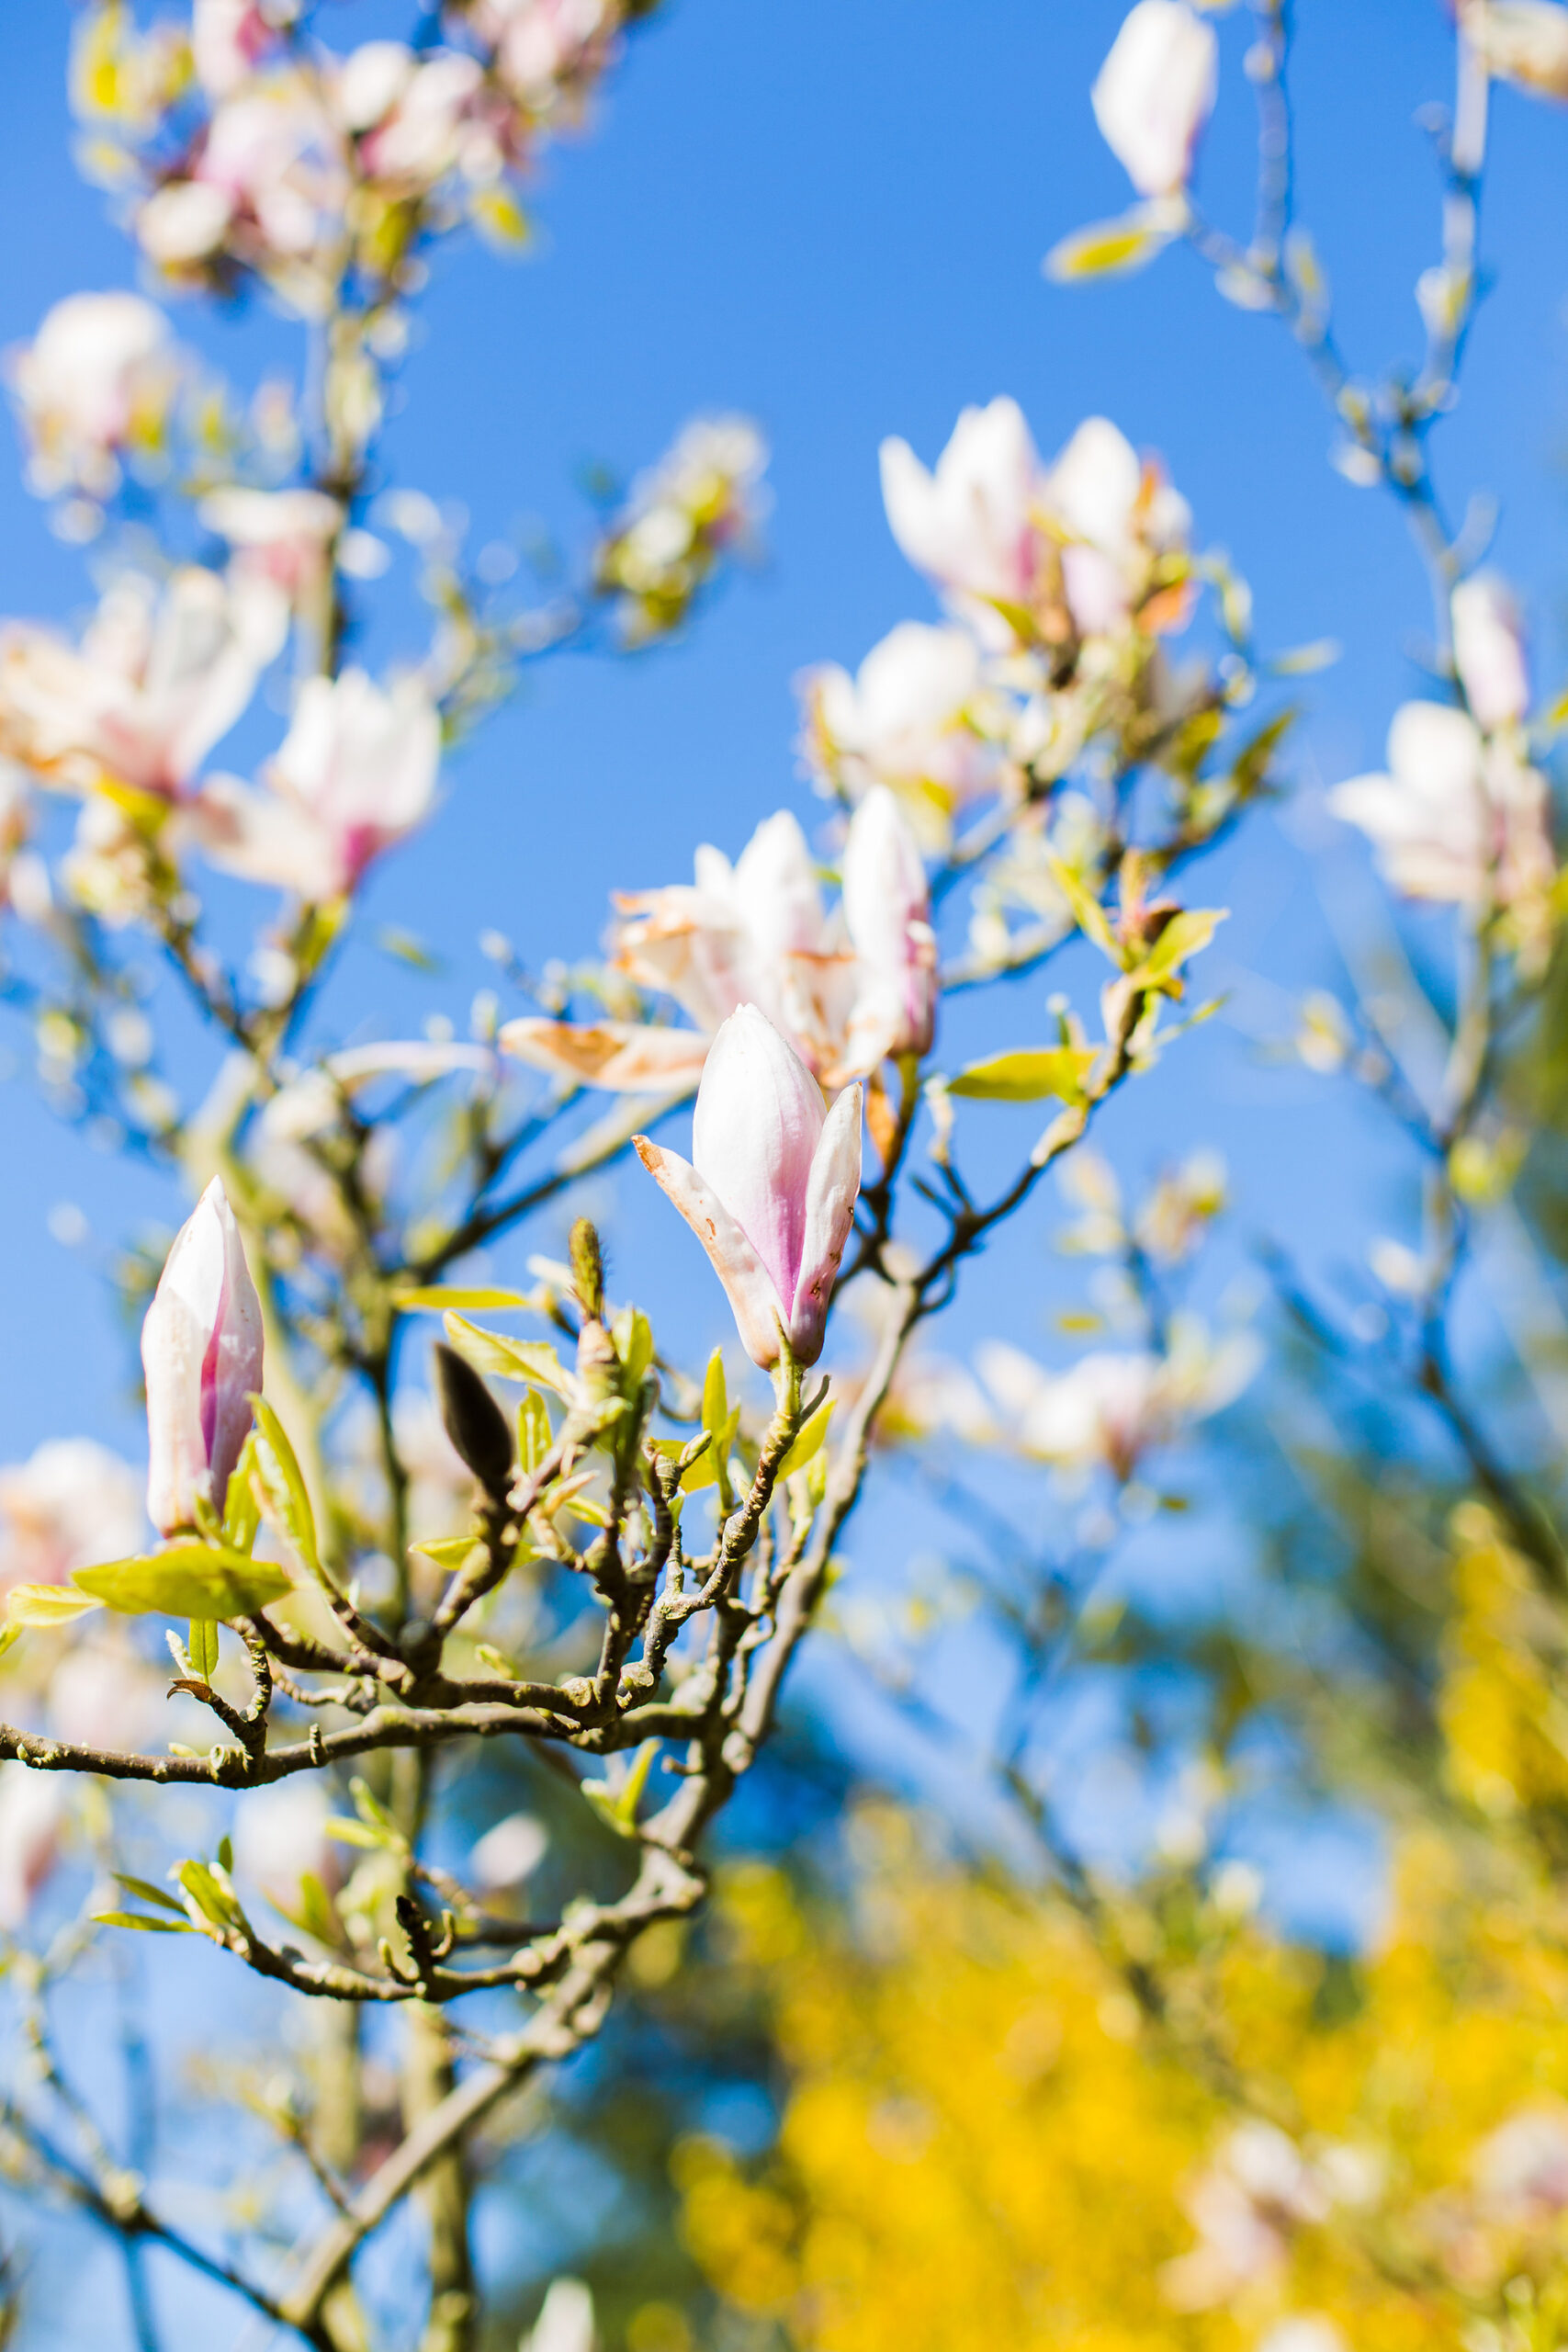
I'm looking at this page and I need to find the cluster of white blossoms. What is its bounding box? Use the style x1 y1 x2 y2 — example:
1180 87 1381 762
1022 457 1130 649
797 395 1206 870
1329 570 1556 966
593 415 770 642
73 0 654 319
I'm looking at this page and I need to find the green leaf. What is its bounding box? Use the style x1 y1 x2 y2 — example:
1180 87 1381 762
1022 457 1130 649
249 1397 320 1578
949 1047 1099 1104
6 1583 104 1628
1044 206 1177 283
323 1817 387 1850
73 1546 290 1621
443 1314 573 1397
392 1287 535 1314
702 1348 728 1438
0 1623 22 1666
1040 853 1122 963
270 1871 344 1949
581 1739 659 1839
175 1859 243 1930
408 1534 485 1572
95 1911 196 1935
222 1431 262 1555
685 1417 739 1492
779 1397 835 1482
189 1619 220 1680
1269 640 1339 678
612 1305 654 1387
112 1873 188 1917
518 1386 552 1476
1134 908 1227 986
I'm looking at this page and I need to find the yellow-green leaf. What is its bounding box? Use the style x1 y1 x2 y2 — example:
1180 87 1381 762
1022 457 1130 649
249 1396 320 1577
1135 908 1227 985
581 1739 659 1838
1041 852 1121 962
95 1910 196 1935
518 1386 552 1476
6 1583 104 1628
392 1287 535 1314
779 1397 835 1482
444 1314 573 1397
189 1619 219 1680
223 1430 262 1555
702 1348 728 1437
409 1534 485 1573
1044 207 1177 283
73 1546 290 1621
949 1047 1099 1104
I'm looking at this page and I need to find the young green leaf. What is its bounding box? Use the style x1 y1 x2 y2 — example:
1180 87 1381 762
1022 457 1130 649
517 1386 553 1476
948 1047 1099 1104
188 1619 220 1680
73 1547 290 1620
702 1347 728 1437
6 1583 104 1628
112 1873 188 1916
249 1397 321 1578
1044 206 1178 282
779 1397 835 1482
581 1739 660 1838
443 1314 573 1396
408 1534 485 1573
391 1287 536 1314
1134 908 1227 986
95 1910 196 1934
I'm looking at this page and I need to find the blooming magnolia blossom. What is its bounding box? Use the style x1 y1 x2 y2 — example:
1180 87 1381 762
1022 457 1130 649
1451 571 1530 731
199 484 343 605
523 2278 596 2352
1091 0 1219 198
138 73 349 309
976 1321 1256 1481
635 1005 863 1369
0 1438 143 1591
232 1776 339 1907
880 399 1189 649
798 620 991 849
467 0 618 114
0 565 286 800
49 1634 165 1753
1474 2104 1568 2222
191 667 441 900
1329 700 1554 910
336 41 490 187
141 1176 265 1535
1460 0 1568 98
7 290 175 500
596 415 769 639
192 0 278 98
503 794 936 1095
1161 2122 1332 2312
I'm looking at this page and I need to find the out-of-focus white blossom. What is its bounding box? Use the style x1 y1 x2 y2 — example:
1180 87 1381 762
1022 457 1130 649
1091 0 1218 198
1475 2103 1568 2222
505 797 936 1094
1461 0 1568 98
232 1775 338 1908
522 2278 595 2352
1161 2122 1332 2312
1451 571 1529 732
881 397 1047 649
0 567 285 802
464 0 617 117
48 1634 164 1754
7 292 176 501
977 1318 1256 1480
336 42 490 188
1329 701 1554 912
471 1810 549 1888
0 1439 143 1592
636 1005 863 1371
138 74 349 312
200 484 343 605
1046 414 1190 639
798 620 991 850
1255 2320 1349 2352
192 0 279 99
0 1767 66 1932
191 667 441 900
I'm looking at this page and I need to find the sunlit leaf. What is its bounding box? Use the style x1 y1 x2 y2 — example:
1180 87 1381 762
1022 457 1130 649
249 1397 321 1578
6 1583 104 1628
95 1911 195 1935
779 1397 835 1483
391 1287 535 1314
1134 908 1227 985
581 1739 659 1838
949 1047 1099 1103
189 1619 219 1680
73 1546 290 1621
443 1314 573 1397
1044 208 1178 282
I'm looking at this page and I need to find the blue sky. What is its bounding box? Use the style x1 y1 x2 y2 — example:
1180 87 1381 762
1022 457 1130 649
0 0 1562 1482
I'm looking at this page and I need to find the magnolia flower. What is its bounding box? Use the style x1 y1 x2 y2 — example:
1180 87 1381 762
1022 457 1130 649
1161 2122 1329 2312
199 484 343 604
978 1321 1255 1480
635 1006 863 1369
336 42 488 186
48 1636 164 1753
1256 2324 1348 2352
8 291 175 500
1451 571 1529 731
1475 2104 1568 2223
596 415 769 639
473 0 617 111
0 1439 144 1591
1092 0 1218 198
880 397 1048 646
0 1768 66 1933
524 2279 596 2352
471 1810 549 1888
138 74 348 304
141 1176 265 1535
839 786 939 1071
0 566 285 799
190 667 441 899
1461 1 1568 98
505 796 937 1093
192 0 276 96
232 1776 338 1907
1329 700 1553 909
1045 415 1190 638
798 620 991 849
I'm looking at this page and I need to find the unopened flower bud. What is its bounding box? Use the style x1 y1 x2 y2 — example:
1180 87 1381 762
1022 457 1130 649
141 1176 264 1535
570 1217 605 1322
432 1342 513 1498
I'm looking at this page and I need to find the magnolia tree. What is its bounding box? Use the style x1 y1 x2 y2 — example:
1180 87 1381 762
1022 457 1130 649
0 1 1558 2348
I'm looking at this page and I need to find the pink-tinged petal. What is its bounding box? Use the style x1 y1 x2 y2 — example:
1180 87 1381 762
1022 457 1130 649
633 1138 787 1368
788 1081 863 1365
141 1175 262 1532
693 1006 824 1313
840 786 938 1071
1451 571 1530 731
499 1017 708 1094
730 810 828 969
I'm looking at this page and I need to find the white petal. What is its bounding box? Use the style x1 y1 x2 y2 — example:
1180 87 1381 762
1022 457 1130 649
789 1081 863 1365
633 1138 786 1368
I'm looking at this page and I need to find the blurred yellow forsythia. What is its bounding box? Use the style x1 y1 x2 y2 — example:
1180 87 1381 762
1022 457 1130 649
678 1514 1568 2351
